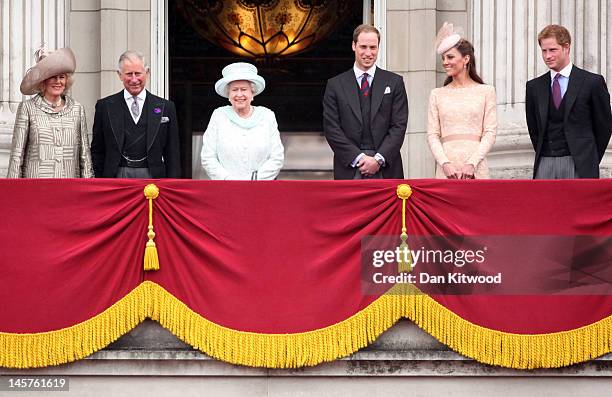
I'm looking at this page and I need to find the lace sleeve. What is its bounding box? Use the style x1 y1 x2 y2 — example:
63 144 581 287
426 90 451 166
467 86 497 167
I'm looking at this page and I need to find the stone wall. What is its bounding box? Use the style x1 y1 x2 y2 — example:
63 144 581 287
69 0 153 131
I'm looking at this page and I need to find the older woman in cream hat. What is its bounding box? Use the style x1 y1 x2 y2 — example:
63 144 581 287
7 47 93 178
201 62 284 180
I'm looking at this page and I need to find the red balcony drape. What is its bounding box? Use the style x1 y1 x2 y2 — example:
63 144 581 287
1 179 610 369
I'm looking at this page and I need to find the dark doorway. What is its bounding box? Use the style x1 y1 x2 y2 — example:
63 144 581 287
168 0 363 178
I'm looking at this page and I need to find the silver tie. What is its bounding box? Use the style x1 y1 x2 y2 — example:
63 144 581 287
131 96 140 119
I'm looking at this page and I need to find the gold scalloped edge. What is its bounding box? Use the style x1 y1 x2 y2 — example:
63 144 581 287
148 282 404 368
0 282 150 368
403 287 612 369
1 281 610 369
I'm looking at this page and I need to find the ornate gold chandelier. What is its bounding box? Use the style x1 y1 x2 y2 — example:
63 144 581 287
177 0 354 60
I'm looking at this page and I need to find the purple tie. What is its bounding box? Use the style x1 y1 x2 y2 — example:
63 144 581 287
552 73 562 109
360 73 370 97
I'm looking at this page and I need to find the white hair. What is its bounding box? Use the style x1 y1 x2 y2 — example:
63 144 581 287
117 50 150 72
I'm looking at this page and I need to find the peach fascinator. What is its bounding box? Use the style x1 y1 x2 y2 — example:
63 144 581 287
435 22 463 55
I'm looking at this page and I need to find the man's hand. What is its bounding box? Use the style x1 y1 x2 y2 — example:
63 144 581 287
358 155 380 177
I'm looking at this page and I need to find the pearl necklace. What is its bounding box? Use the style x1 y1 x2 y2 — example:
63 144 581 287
43 97 63 109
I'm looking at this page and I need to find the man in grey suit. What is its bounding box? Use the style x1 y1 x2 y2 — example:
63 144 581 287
323 24 408 180
526 25 611 179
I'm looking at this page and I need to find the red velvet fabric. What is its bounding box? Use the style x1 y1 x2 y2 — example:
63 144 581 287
1 179 610 335
0 179 144 333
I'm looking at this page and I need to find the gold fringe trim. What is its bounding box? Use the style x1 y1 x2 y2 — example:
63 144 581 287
1 281 610 369
404 288 612 369
147 282 404 368
0 283 150 368
149 282 612 369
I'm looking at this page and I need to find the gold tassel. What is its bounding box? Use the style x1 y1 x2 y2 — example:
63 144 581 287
143 184 160 271
397 235 412 273
396 184 413 273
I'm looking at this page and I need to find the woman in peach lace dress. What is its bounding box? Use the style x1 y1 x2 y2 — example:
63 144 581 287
427 23 497 179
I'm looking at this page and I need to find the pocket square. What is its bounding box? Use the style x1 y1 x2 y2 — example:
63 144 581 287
384 86 391 94
161 116 170 123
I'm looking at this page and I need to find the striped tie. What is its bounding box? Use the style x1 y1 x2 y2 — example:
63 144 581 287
360 73 370 97
131 96 140 119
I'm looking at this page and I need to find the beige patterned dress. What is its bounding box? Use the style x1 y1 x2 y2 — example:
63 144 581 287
7 94 93 178
426 84 497 179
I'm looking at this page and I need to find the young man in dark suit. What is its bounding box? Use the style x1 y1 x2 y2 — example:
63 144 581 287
323 24 408 180
526 25 611 179
91 50 181 178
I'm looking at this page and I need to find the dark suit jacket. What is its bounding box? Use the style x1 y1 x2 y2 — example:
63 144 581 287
91 90 181 178
525 66 612 178
323 68 409 179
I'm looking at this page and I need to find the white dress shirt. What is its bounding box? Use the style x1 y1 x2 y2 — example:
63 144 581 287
549 63 572 98
123 89 147 124
353 63 377 87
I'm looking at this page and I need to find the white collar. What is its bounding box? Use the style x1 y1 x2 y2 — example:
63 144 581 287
550 63 572 80
124 89 147 101
221 105 265 130
353 63 377 79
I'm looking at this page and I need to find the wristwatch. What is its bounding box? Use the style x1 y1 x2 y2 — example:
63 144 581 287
374 154 385 167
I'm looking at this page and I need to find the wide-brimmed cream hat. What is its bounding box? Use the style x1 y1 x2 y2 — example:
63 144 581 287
214 62 265 98
20 47 76 95
435 22 463 55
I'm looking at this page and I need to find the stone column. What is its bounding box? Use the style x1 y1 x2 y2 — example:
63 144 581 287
471 0 612 178
0 0 66 176
386 1 470 178
150 0 168 99
69 0 152 135
386 0 447 179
